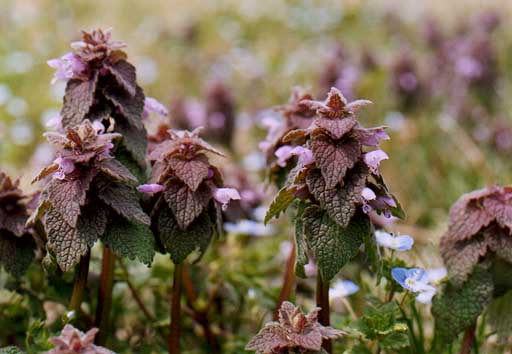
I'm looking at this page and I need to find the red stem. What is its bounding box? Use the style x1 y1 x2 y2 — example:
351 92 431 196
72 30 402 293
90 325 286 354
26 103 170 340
316 271 331 353
69 252 91 313
95 246 115 346
169 263 184 354
273 242 296 320
459 322 477 354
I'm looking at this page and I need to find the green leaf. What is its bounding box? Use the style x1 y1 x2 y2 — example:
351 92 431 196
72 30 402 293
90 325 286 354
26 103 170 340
0 232 35 277
361 302 401 337
294 203 308 278
98 182 150 225
101 220 155 265
379 331 410 350
432 266 494 345
362 226 381 276
264 186 297 224
157 207 213 264
0 347 25 354
115 145 146 182
302 206 369 280
116 120 148 168
487 290 512 342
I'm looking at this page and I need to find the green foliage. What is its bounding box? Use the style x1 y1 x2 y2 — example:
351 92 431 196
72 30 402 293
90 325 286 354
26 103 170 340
264 186 296 224
432 266 494 345
487 290 512 343
101 220 155 265
0 347 25 354
302 206 370 281
98 182 150 226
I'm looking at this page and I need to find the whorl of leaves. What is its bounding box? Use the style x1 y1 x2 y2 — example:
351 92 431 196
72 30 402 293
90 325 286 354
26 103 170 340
32 121 152 271
0 172 36 276
264 87 403 280
59 28 147 166
246 301 344 354
149 128 227 264
440 185 512 285
44 324 115 354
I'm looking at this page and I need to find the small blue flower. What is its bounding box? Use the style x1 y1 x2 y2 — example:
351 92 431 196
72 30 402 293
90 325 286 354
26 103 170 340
375 230 414 251
329 280 359 299
392 267 437 304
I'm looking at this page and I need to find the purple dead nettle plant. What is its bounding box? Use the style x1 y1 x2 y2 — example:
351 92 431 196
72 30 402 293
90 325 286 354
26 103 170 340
140 127 239 353
44 324 115 354
0 172 37 277
263 87 404 352
246 301 344 354
44 28 164 343
432 186 512 351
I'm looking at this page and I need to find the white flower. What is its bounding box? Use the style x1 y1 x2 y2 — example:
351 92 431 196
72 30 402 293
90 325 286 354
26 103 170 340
329 280 359 299
375 230 414 251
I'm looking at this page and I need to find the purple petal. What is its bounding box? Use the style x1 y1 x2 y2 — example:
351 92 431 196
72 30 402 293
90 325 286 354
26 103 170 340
143 97 169 119
361 187 376 201
137 183 164 194
213 187 241 207
363 149 389 174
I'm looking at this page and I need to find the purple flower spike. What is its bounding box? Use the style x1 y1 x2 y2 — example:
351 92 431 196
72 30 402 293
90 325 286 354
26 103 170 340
143 97 169 119
137 183 164 194
53 157 75 180
361 187 376 201
364 149 389 174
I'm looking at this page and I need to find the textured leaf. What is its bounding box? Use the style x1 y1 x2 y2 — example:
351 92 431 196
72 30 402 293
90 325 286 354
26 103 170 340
0 347 25 354
169 155 210 191
105 59 137 97
0 206 27 237
0 233 35 277
61 73 99 128
98 182 150 225
306 164 368 228
483 193 512 231
98 159 138 184
487 290 512 342
314 116 356 140
440 235 486 286
245 323 288 353
116 120 148 167
294 204 308 278
157 207 213 264
309 136 361 189
101 220 155 265
45 208 89 272
163 182 211 229
432 266 494 344
264 186 297 224
77 203 108 248
379 332 410 350
46 174 95 227
302 206 369 280
84 101 112 122
104 84 145 130
445 190 493 243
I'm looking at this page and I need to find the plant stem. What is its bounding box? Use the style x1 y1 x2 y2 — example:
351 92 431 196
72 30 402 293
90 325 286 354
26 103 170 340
181 266 221 353
95 246 116 346
69 251 91 314
459 323 477 354
316 271 331 353
273 242 296 321
169 262 184 354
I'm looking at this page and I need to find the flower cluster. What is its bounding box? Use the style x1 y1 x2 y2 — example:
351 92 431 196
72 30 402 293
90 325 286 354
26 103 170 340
47 28 148 166
44 324 115 354
31 120 153 271
246 301 344 354
0 171 36 276
439 185 512 285
141 128 239 264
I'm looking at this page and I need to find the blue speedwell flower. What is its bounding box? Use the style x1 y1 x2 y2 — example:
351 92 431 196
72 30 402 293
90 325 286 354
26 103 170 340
329 280 359 299
392 267 437 304
375 230 414 251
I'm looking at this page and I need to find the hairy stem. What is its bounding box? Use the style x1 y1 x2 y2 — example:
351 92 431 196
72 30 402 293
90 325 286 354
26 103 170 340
459 323 477 354
182 266 221 353
273 242 296 321
95 246 116 346
316 271 331 353
169 262 184 354
69 251 91 314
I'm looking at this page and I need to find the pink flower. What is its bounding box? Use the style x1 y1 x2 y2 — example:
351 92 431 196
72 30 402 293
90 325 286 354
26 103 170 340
137 184 164 194
47 53 86 84
363 149 389 174
275 145 315 167
213 187 241 210
44 324 114 354
143 97 169 119
357 127 390 146
53 157 75 180
92 120 105 133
